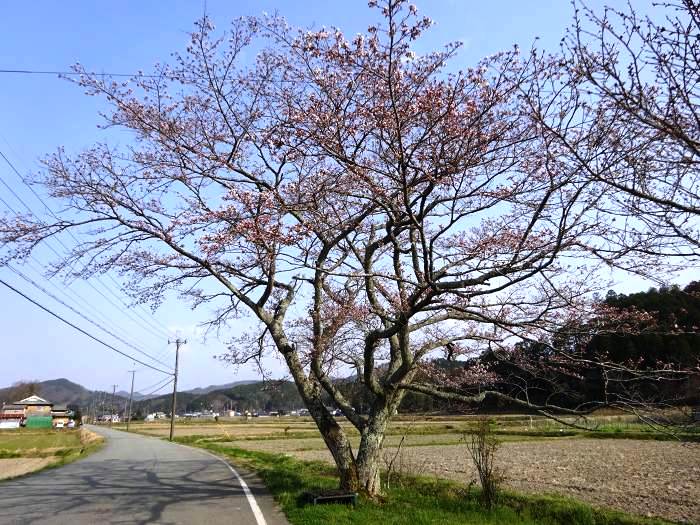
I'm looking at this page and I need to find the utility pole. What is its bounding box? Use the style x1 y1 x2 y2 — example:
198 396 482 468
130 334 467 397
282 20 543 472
126 370 135 431
168 338 186 441
110 384 117 428
99 391 106 422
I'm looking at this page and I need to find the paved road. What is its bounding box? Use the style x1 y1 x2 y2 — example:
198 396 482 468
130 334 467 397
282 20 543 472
0 426 288 525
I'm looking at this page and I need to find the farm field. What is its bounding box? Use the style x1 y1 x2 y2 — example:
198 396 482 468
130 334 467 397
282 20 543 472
289 438 699 524
118 412 654 438
0 428 103 480
123 414 700 523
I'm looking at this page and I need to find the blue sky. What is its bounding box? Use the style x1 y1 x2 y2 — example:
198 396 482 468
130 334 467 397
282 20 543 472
0 0 669 393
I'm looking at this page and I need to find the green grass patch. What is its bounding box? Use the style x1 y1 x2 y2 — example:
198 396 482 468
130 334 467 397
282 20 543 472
0 447 81 459
42 435 105 471
179 440 671 525
0 429 82 451
0 429 86 459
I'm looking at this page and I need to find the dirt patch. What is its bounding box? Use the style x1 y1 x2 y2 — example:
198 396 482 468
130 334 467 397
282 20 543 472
289 439 700 524
0 457 58 480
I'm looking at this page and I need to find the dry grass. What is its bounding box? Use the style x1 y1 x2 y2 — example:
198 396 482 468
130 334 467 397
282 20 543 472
130 422 318 437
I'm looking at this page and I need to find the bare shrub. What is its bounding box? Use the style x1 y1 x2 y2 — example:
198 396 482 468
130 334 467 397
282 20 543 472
464 419 503 509
382 435 406 490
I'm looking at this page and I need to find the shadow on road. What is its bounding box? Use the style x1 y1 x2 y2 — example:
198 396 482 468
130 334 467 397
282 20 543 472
0 430 270 525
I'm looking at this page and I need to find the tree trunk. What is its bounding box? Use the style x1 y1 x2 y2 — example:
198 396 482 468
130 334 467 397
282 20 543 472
355 425 385 495
275 335 400 496
355 401 394 496
310 402 359 490
302 392 400 496
274 338 360 489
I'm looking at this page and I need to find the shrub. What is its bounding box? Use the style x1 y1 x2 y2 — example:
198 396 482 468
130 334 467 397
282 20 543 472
465 418 503 509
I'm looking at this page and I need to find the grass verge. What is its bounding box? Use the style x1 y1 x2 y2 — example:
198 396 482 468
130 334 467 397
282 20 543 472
179 439 673 525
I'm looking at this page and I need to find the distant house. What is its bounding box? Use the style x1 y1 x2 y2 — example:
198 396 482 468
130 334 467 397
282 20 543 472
0 395 74 429
144 412 167 422
51 405 71 427
0 404 24 429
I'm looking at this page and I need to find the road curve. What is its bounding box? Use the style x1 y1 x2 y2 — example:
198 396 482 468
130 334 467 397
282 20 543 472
0 426 288 525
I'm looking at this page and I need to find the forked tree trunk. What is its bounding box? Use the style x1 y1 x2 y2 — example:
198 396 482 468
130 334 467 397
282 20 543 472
279 345 360 489
353 393 404 496
311 404 359 490
310 398 392 496
278 336 403 496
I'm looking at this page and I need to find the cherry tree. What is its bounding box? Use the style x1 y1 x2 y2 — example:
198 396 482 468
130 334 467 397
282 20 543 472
0 0 682 495
522 0 700 263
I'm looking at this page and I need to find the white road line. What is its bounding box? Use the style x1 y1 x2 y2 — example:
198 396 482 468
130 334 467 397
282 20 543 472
184 445 268 525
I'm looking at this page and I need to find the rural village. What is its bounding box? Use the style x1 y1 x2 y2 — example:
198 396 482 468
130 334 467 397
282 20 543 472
0 1 699 524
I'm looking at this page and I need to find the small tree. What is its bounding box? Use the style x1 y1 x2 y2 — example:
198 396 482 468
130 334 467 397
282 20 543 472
3 380 41 403
465 419 502 509
70 407 83 425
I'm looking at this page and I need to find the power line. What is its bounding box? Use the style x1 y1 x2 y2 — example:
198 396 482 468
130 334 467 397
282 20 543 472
22 256 152 352
0 193 168 349
0 193 19 215
6 264 174 371
137 375 174 394
0 145 175 338
0 159 36 212
0 68 162 78
143 378 174 397
0 148 175 341
0 277 173 376
95 274 174 340
0 67 304 83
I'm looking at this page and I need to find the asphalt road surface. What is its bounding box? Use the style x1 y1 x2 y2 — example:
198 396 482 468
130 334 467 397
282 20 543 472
0 426 288 525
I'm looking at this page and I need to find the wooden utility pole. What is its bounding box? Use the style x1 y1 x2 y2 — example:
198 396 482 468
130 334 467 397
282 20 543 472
109 384 117 427
168 338 185 441
98 391 105 422
126 370 135 431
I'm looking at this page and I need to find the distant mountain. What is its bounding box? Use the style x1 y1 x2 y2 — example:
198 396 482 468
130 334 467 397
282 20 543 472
184 380 257 396
112 381 258 402
0 377 304 415
115 390 144 400
130 380 303 415
0 378 129 409
114 390 163 401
